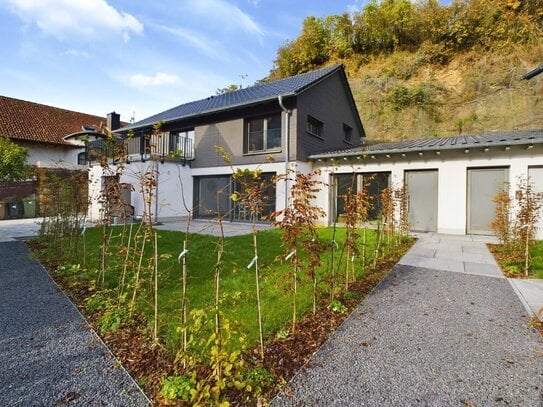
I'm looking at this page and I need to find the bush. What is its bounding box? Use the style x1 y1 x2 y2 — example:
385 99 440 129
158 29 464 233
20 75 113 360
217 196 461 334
160 374 197 401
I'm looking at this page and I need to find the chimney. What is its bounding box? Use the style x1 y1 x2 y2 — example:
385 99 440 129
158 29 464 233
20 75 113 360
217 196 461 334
107 111 121 131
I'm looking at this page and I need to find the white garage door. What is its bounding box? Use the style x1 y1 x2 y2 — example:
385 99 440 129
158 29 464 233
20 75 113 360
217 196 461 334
467 168 509 235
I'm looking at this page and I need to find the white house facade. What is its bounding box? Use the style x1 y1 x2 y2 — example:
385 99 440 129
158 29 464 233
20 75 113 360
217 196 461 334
87 66 543 239
309 130 543 239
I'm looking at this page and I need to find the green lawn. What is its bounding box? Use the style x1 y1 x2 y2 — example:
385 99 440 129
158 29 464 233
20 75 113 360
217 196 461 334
40 224 405 354
491 240 543 279
529 240 543 279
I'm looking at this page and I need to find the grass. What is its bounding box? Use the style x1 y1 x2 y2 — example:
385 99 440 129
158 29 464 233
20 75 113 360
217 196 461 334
528 241 543 279
489 240 543 279
36 224 404 354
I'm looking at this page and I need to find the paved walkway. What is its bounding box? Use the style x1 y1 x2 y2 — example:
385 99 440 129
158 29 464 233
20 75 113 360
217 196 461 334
0 218 41 242
0 241 149 406
273 234 543 406
154 217 272 237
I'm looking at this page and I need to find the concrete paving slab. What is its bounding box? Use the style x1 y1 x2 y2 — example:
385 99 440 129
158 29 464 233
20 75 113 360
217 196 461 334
399 253 464 273
463 262 504 278
404 247 436 257
508 279 543 320
462 245 491 254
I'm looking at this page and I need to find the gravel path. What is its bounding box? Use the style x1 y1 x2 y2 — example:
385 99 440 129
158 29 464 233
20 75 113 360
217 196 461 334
0 241 149 406
273 264 543 406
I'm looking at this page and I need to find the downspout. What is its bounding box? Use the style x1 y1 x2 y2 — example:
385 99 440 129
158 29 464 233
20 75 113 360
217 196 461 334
278 95 291 209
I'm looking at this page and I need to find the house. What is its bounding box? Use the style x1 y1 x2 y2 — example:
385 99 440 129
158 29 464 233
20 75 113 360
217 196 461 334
88 65 543 240
88 64 364 222
309 130 543 239
0 95 120 219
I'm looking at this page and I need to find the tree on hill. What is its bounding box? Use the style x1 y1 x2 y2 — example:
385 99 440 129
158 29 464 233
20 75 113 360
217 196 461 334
267 0 543 141
269 0 543 79
0 137 31 183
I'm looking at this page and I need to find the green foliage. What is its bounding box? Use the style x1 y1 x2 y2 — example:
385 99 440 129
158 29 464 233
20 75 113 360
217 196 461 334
174 309 255 405
216 84 241 95
328 300 348 314
86 292 109 313
97 306 126 333
0 136 31 183
160 374 197 401
269 0 543 78
56 263 82 275
386 82 442 112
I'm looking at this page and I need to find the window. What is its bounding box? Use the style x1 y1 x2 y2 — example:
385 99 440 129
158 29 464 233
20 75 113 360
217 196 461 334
307 115 323 138
194 173 276 221
343 123 353 143
333 172 390 222
77 151 87 165
245 114 281 153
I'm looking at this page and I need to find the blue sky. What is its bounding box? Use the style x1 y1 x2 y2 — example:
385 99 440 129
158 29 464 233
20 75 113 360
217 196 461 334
0 0 376 122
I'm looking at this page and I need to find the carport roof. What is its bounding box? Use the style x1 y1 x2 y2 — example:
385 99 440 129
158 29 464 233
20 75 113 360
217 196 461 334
309 129 543 160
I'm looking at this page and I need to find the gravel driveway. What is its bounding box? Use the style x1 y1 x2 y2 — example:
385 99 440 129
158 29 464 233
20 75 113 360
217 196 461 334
0 241 149 406
273 264 543 406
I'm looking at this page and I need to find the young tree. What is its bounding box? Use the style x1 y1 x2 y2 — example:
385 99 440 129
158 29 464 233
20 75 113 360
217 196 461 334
0 137 31 183
272 170 326 328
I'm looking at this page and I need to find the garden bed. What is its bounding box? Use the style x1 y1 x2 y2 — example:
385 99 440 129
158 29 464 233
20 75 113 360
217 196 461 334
488 241 543 279
31 225 413 405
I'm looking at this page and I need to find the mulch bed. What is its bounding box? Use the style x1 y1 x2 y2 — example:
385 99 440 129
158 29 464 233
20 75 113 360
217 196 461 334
38 241 412 405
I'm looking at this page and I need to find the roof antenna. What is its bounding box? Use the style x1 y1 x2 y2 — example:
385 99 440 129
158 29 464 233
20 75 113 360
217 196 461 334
130 111 136 124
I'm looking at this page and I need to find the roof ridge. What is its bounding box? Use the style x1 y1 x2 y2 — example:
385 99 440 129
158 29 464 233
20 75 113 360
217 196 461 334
0 95 106 121
125 64 343 131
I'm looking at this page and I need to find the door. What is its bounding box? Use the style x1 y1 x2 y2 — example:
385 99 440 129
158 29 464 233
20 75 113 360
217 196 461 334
467 168 508 235
406 170 438 232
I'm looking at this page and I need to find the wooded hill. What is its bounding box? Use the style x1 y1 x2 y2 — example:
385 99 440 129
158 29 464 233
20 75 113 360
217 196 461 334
268 0 543 141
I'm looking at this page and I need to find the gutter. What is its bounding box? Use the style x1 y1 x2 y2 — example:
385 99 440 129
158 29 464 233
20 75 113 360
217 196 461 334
278 95 291 209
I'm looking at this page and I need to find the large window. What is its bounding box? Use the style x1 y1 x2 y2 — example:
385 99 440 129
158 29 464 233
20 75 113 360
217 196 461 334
194 173 276 222
245 114 281 153
307 115 323 138
332 172 390 223
194 176 231 218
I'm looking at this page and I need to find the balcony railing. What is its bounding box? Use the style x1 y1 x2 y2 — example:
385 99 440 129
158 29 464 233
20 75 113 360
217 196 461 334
88 134 194 164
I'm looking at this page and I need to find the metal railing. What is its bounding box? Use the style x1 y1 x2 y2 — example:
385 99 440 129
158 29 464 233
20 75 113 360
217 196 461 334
88 134 194 163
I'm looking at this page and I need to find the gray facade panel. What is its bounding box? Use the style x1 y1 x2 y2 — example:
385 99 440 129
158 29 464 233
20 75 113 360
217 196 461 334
191 105 298 168
296 71 363 161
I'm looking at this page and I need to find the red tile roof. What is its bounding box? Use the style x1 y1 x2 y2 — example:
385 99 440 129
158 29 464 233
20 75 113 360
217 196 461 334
0 95 109 146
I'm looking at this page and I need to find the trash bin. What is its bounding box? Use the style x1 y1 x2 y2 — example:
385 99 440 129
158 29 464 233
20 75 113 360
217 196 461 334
22 195 36 218
7 200 24 219
0 201 5 220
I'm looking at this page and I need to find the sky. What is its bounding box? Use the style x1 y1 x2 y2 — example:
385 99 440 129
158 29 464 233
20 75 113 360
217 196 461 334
0 0 376 122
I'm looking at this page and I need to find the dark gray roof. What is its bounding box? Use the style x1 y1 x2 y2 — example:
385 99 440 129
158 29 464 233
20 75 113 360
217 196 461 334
309 130 543 159
122 65 342 131
521 64 543 80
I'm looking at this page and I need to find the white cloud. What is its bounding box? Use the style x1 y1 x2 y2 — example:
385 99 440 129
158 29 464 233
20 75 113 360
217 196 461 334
6 0 143 42
63 49 90 58
152 23 230 62
186 0 263 39
129 72 181 87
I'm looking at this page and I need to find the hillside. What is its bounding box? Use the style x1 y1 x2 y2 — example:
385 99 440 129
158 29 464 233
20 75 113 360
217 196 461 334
268 0 543 142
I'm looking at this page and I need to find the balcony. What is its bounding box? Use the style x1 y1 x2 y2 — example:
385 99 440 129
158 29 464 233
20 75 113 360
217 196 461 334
88 133 195 164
